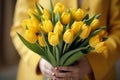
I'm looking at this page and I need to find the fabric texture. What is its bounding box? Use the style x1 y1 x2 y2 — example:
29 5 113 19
10 0 120 80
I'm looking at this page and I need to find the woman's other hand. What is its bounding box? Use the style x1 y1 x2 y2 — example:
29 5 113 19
53 57 93 80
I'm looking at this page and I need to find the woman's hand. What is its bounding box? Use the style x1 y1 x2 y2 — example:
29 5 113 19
39 58 54 78
39 57 94 80
52 57 93 80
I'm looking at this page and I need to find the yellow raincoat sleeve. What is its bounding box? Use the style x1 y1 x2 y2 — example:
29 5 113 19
10 0 42 78
86 0 120 80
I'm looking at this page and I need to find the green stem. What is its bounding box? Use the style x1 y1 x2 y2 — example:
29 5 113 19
63 43 68 54
75 38 82 45
53 46 56 57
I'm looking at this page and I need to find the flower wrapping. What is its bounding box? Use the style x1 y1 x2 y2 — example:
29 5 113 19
17 0 108 67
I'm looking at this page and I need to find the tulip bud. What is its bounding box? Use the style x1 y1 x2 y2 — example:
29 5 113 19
28 8 37 17
22 19 30 29
28 9 39 23
54 3 65 14
61 12 71 25
42 20 53 33
48 32 59 46
22 18 40 35
71 21 83 34
28 22 40 33
98 30 108 38
95 42 107 54
80 24 91 40
24 30 38 43
89 35 102 47
90 18 100 31
73 8 85 21
42 9 51 20
63 29 74 43
54 21 63 34
70 8 76 17
23 12 40 32
38 35 46 47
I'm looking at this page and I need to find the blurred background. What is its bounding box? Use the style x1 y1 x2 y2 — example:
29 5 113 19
0 0 20 80
0 0 120 80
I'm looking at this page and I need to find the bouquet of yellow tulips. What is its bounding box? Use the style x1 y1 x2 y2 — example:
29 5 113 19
17 0 108 67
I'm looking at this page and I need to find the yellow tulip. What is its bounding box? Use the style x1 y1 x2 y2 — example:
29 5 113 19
26 21 40 35
70 8 76 17
89 35 102 47
61 12 71 25
42 20 53 33
42 9 51 20
38 35 46 47
28 9 39 22
22 14 40 32
63 29 74 43
95 42 107 54
80 24 91 40
22 18 40 35
71 21 83 34
98 30 108 38
21 19 30 29
30 15 39 24
73 8 85 21
28 8 37 17
54 21 63 34
90 18 100 31
24 30 38 43
54 2 65 14
48 32 59 46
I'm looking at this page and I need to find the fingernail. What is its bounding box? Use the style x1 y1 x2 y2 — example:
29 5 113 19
52 72 55 76
55 67 58 70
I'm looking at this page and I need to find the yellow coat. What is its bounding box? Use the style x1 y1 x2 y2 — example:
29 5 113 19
10 0 120 80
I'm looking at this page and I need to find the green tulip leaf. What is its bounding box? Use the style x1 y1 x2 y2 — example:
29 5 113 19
95 14 101 19
40 30 57 67
39 4 44 10
47 47 57 67
50 0 55 25
63 51 85 66
60 46 88 65
32 13 41 22
55 12 61 23
50 0 53 12
81 46 94 54
82 14 89 21
35 3 42 15
65 23 70 30
58 32 64 55
90 26 106 36
56 46 60 66
85 14 101 26
17 33 49 61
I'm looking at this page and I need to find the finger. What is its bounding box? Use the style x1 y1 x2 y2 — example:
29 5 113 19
54 71 73 78
57 66 74 72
